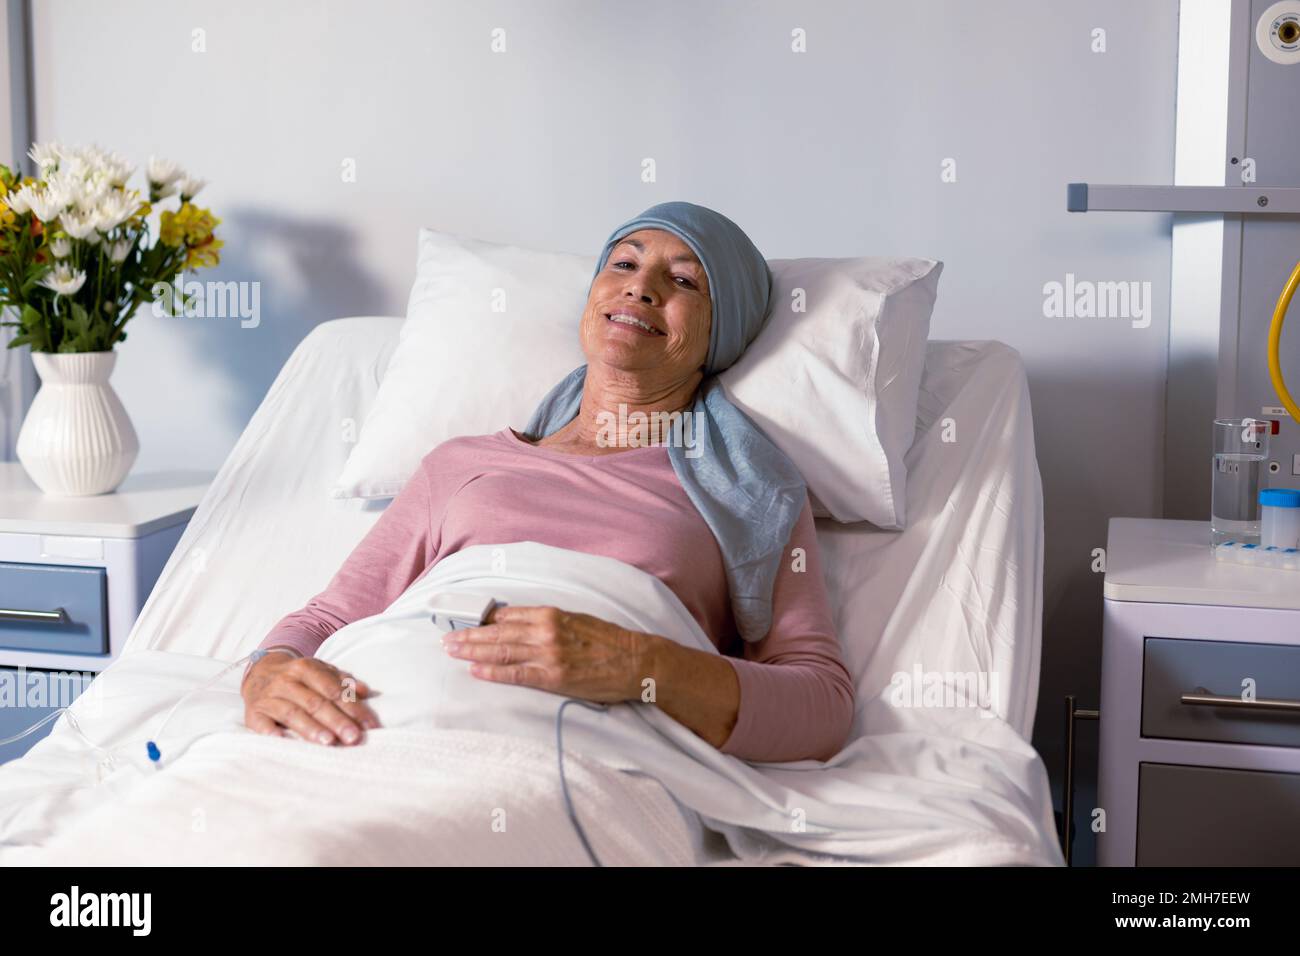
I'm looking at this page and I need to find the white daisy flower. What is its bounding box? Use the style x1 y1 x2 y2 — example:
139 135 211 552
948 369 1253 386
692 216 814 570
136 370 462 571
108 238 132 263
92 190 137 231
57 153 91 183
73 176 112 214
80 144 108 166
58 209 98 239
38 264 87 297
4 184 35 215
146 155 184 187
26 187 68 223
98 153 134 187
27 142 63 175
42 170 88 211
78 145 133 186
175 175 205 200
48 237 72 258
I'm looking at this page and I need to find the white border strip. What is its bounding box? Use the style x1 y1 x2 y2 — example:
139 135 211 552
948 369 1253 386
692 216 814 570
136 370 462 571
1164 0 1233 517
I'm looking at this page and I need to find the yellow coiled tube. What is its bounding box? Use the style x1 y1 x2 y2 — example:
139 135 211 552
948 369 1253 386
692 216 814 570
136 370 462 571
1269 260 1300 422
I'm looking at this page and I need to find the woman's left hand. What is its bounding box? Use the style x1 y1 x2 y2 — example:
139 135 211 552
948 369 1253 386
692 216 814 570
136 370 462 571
442 605 657 703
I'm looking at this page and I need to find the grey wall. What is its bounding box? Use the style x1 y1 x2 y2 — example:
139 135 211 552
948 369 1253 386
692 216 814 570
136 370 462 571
25 0 1181 862
0 0 34 460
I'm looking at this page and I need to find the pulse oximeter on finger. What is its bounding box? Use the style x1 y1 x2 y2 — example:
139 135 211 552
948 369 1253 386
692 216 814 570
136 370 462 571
426 593 502 631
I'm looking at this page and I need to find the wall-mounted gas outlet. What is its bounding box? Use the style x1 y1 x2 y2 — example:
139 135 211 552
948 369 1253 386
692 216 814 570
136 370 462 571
1258 1 1300 64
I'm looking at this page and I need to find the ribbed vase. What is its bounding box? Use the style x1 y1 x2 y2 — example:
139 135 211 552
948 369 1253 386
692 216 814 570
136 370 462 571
15 350 139 496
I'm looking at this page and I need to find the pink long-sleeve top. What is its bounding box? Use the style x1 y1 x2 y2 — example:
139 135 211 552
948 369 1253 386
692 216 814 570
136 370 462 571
257 427 855 762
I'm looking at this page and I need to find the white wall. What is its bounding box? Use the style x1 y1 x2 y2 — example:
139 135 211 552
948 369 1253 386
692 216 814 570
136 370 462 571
27 0 1181 859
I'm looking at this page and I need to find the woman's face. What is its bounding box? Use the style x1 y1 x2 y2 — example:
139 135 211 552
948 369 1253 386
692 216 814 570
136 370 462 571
579 228 712 383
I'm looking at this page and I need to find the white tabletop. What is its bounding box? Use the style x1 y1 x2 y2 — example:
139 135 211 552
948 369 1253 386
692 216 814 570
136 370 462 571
1104 517 1300 611
0 462 213 537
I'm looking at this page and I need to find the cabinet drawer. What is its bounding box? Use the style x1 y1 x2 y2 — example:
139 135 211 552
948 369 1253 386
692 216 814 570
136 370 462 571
1137 762 1300 865
0 561 108 655
1142 637 1300 748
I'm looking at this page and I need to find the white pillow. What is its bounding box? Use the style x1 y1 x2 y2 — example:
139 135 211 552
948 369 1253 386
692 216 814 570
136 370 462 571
720 256 942 526
330 229 589 500
331 227 942 529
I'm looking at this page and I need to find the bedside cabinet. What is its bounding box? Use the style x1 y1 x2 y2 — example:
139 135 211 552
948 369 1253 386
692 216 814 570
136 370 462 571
0 463 212 763
1098 517 1300 866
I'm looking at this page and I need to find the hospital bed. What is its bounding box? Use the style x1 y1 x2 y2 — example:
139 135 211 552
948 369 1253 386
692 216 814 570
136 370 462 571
0 316 1063 866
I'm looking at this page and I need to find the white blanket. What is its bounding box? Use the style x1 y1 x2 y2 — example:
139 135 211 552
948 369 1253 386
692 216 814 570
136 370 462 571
0 542 1061 866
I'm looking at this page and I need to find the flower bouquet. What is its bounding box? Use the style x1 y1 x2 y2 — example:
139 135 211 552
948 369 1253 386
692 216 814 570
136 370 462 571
0 142 221 352
0 142 222 495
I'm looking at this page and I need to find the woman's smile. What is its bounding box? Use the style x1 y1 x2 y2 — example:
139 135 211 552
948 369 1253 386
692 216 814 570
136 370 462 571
605 311 666 336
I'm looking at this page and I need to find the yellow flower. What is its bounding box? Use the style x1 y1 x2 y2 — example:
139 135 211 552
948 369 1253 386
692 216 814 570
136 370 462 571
184 235 223 270
159 208 183 246
160 202 220 249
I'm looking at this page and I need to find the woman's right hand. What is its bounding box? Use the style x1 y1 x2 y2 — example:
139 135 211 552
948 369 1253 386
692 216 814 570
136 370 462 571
241 650 381 746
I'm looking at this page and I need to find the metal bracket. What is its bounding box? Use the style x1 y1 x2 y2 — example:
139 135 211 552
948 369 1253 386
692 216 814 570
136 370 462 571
1062 695 1099 867
1067 183 1300 214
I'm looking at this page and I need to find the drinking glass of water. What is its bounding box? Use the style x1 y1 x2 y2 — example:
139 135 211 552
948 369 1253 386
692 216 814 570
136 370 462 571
1211 418 1270 547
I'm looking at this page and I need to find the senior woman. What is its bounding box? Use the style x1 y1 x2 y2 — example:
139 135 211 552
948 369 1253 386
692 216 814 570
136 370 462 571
241 201 855 763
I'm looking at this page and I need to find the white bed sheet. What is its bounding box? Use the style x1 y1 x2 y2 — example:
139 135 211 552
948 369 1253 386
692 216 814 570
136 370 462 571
0 316 1057 865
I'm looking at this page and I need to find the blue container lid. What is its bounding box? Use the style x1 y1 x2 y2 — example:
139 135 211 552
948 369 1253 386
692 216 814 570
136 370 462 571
1259 488 1300 508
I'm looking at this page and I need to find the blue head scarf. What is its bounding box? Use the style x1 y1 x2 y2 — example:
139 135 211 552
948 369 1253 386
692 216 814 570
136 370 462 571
522 201 806 643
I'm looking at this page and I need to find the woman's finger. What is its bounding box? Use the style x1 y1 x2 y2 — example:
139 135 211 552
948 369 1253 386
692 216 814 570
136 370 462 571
297 660 374 710
244 709 284 737
444 639 544 667
481 605 557 626
450 620 545 646
254 696 337 746
267 674 367 744
290 660 379 728
466 662 553 689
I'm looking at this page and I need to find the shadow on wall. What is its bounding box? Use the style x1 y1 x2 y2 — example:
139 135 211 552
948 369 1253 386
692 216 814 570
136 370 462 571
155 206 389 444
1025 365 1168 867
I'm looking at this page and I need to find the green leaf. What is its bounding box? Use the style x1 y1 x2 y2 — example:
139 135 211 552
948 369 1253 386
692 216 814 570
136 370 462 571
69 302 89 334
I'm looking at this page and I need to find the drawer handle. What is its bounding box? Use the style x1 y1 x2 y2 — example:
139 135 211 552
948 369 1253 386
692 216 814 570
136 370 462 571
1181 687 1300 713
0 606 67 624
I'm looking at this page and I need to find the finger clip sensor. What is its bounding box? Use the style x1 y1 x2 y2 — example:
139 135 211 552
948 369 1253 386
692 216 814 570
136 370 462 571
426 593 502 631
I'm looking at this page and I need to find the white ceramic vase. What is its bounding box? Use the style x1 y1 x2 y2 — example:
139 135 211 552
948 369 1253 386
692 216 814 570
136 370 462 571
15 350 139 496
